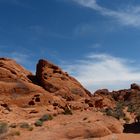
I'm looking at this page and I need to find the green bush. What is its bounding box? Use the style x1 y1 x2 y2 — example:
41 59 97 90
39 114 53 122
114 108 125 119
0 122 8 134
116 101 124 110
127 105 135 113
105 107 125 120
34 114 53 127
34 120 43 127
105 108 113 116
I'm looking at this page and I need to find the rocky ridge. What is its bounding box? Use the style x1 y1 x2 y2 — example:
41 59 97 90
0 58 124 140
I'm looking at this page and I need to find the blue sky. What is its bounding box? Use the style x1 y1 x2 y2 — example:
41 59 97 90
1 0 140 92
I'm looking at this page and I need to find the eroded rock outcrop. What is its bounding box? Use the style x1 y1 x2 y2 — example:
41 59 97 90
0 57 124 140
0 58 66 109
36 59 91 100
0 58 32 83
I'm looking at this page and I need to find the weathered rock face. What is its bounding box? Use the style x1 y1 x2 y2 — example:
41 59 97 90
0 58 32 83
0 58 66 108
0 58 125 140
36 59 91 100
0 58 92 111
92 89 116 109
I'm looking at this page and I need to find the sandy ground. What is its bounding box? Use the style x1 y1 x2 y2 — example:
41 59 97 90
73 134 140 140
1 110 140 140
8 133 140 140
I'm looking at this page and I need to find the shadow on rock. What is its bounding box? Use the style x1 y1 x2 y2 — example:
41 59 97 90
124 123 140 133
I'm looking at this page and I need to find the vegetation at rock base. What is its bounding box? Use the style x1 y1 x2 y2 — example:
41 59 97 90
34 120 43 127
19 122 30 129
28 126 34 131
127 104 135 113
63 108 73 115
10 131 20 136
35 114 53 127
0 122 8 134
39 114 53 122
104 106 125 120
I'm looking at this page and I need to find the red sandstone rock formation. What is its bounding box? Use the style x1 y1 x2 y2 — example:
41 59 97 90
36 59 91 101
0 58 124 140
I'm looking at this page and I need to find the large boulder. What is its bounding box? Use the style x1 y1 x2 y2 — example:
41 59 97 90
36 59 91 100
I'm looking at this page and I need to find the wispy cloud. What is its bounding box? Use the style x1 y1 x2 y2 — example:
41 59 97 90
0 46 35 72
73 0 140 28
63 53 140 92
10 52 30 64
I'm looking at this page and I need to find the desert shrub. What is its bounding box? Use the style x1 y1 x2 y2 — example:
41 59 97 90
127 104 135 113
105 107 125 120
63 108 73 115
39 114 53 122
19 122 30 129
116 101 124 110
35 114 53 127
34 120 43 127
0 122 8 134
114 108 125 119
28 126 34 131
10 131 20 136
105 108 113 116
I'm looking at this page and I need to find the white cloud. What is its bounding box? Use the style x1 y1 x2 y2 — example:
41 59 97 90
10 52 29 64
63 53 140 92
73 0 140 28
